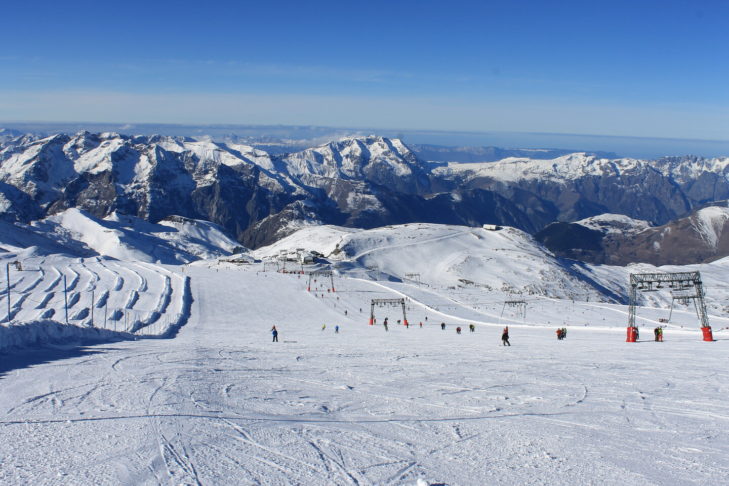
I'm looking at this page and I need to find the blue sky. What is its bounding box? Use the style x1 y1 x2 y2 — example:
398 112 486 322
1 0 728 140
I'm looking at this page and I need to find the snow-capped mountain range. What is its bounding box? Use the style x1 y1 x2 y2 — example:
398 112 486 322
537 204 729 265
2 131 729 262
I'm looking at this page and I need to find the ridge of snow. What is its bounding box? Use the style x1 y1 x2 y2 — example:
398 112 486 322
434 152 729 185
576 213 652 234
691 206 729 248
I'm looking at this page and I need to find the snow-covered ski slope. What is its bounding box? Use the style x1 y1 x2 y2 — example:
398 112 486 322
2 263 728 485
0 251 191 350
2 222 729 485
254 223 729 319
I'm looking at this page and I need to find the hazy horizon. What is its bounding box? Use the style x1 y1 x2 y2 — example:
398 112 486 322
3 121 729 160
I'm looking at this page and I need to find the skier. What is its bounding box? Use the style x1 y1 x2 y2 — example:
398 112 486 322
271 326 278 342
321 324 326 331
658 327 663 342
335 325 340 334
501 326 511 346
469 324 475 333
384 321 389 331
556 328 563 340
456 326 461 334
405 320 409 328
441 322 446 330
562 328 567 339
344 310 348 316
654 327 660 342
419 321 423 328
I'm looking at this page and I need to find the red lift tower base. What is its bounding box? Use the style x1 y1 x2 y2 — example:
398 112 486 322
701 326 714 342
626 326 638 342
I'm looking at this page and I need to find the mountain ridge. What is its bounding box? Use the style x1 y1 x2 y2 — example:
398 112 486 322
3 131 729 263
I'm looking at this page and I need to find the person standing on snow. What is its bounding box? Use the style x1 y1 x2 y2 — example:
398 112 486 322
271 326 278 342
441 322 446 330
469 324 475 333
501 326 510 346
335 325 340 333
456 326 462 334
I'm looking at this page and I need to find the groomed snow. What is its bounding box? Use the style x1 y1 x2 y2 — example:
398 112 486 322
1 222 729 485
1 263 728 485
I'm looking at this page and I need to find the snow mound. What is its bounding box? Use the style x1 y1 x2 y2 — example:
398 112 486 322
252 225 361 259
257 222 617 299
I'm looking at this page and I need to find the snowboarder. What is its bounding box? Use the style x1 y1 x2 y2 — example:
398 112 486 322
469 324 475 333
271 326 278 342
456 326 461 334
441 322 446 330
501 326 510 346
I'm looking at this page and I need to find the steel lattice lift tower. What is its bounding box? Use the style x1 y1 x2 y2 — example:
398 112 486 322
307 271 335 292
369 298 408 326
627 271 713 342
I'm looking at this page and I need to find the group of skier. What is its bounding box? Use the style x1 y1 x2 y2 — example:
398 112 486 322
556 327 568 340
454 324 478 335
270 320 516 345
653 326 664 342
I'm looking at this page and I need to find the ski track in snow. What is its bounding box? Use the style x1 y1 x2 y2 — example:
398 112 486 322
0 263 728 485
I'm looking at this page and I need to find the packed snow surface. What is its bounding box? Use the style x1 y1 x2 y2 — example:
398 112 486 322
1 223 729 485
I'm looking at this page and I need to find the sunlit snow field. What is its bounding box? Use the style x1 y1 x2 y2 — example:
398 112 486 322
1 260 728 485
